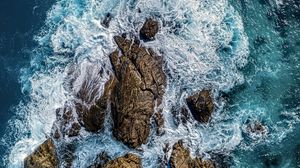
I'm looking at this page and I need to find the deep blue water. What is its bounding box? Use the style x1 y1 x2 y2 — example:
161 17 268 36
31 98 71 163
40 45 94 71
0 0 300 167
229 0 300 167
0 0 53 164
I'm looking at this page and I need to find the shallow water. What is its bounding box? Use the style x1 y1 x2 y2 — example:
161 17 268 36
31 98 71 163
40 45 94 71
1 0 300 167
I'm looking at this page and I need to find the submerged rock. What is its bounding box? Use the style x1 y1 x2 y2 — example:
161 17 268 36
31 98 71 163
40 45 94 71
169 141 215 168
246 121 268 138
140 18 159 41
24 139 59 168
110 36 166 148
102 153 141 168
186 90 214 123
102 13 113 28
88 152 111 168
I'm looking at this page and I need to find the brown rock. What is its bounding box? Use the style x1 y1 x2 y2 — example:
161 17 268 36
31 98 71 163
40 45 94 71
186 90 214 123
110 36 166 148
140 18 159 41
103 153 141 168
170 141 215 168
24 139 59 168
77 76 117 132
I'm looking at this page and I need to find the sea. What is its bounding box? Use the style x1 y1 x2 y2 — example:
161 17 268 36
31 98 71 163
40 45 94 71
0 0 299 167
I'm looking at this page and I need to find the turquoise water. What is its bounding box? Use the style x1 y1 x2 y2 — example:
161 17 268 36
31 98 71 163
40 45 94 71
1 0 300 167
229 0 300 167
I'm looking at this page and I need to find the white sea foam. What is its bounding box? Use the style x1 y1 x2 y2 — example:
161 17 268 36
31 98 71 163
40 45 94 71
4 0 251 167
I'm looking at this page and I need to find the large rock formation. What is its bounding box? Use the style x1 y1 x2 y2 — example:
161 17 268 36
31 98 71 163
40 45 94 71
169 141 215 168
102 153 141 168
140 18 159 41
24 139 59 168
110 36 166 148
186 90 214 123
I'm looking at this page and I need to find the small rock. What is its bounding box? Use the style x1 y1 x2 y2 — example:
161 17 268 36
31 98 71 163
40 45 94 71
67 122 81 137
53 129 61 139
24 139 59 168
102 153 141 168
140 18 159 41
186 90 214 123
246 121 268 137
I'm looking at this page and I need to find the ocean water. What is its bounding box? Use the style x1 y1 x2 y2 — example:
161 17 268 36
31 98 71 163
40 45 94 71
0 0 54 164
0 0 299 167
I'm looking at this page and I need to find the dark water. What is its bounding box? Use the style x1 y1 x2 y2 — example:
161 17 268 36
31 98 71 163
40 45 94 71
0 0 53 164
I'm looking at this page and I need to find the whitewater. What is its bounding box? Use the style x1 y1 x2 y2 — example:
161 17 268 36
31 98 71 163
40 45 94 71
1 0 299 167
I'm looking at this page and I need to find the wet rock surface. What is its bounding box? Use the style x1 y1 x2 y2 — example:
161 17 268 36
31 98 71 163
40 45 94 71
24 139 59 168
102 153 141 168
140 18 159 41
76 75 117 133
186 90 214 123
170 141 215 168
110 36 166 148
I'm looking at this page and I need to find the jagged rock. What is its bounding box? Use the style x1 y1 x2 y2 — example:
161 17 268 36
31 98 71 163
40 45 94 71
140 18 159 41
110 36 166 148
77 76 116 132
102 153 141 168
24 139 59 168
154 111 165 135
102 13 112 28
169 141 215 168
53 129 61 139
186 90 214 123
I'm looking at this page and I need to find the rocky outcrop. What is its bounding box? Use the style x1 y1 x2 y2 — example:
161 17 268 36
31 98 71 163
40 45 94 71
186 90 214 123
102 153 141 168
140 18 159 41
169 141 215 168
246 121 268 138
110 36 166 148
24 139 59 168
